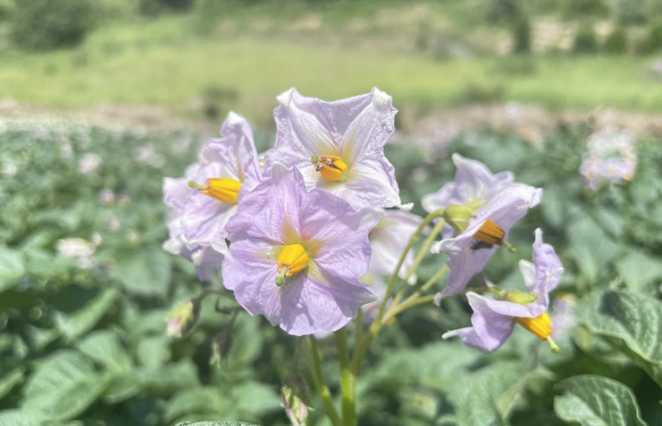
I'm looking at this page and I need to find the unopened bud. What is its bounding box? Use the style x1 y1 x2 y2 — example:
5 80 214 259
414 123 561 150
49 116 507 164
166 299 200 339
503 290 538 305
210 328 234 366
443 205 476 234
282 373 312 426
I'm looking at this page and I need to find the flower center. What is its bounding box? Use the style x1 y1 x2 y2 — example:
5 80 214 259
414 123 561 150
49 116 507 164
516 312 558 351
311 155 347 182
189 178 241 203
276 244 310 286
473 219 516 253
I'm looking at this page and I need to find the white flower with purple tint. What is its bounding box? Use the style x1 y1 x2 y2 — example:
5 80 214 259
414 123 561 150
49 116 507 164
422 154 514 214
433 184 542 298
264 88 402 210
442 229 563 353
368 210 422 283
580 127 636 190
78 153 102 174
163 112 261 281
222 163 380 336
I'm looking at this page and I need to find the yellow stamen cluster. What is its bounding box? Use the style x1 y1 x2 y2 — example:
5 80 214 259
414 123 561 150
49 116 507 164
189 178 241 204
276 244 310 286
516 312 559 352
474 219 516 253
311 155 347 182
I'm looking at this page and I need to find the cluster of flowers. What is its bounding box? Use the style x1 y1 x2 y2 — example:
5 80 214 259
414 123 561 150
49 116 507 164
164 88 564 353
580 126 637 190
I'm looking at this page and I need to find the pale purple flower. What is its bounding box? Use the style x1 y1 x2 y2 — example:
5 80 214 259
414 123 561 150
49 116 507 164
78 153 102 174
580 127 636 189
222 163 380 336
264 88 402 210
368 210 422 283
551 294 577 340
443 229 563 353
422 154 514 214
433 184 542 298
163 112 261 281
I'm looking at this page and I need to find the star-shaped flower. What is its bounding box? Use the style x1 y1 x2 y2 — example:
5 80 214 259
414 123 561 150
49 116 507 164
264 88 402 210
442 229 563 353
223 163 381 336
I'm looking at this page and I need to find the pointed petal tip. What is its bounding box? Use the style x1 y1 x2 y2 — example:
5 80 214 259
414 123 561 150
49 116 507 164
398 202 414 212
276 88 297 107
534 228 543 246
430 240 443 254
225 111 246 127
371 87 392 109
434 292 444 306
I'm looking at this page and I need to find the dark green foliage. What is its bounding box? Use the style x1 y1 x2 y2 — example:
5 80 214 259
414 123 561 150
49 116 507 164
638 18 662 54
140 0 195 16
10 0 97 50
614 0 649 25
512 16 532 53
573 26 600 54
561 0 609 20
486 0 523 24
604 26 628 54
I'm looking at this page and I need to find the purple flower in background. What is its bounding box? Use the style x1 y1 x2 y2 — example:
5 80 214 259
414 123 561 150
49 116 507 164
443 229 563 353
580 127 636 190
368 210 422 283
433 184 542 298
223 163 381 336
163 112 261 281
422 154 514 214
264 88 402 210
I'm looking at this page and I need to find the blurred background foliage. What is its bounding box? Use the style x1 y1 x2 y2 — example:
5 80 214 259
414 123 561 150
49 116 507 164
2 0 662 425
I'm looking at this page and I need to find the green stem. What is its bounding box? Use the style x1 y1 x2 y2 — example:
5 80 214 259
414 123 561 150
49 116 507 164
354 310 363 354
382 295 437 323
349 209 445 375
399 219 446 288
335 327 356 426
305 337 342 426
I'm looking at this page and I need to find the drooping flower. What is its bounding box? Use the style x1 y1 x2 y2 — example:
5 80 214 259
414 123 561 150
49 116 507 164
163 112 261 281
422 154 514 214
433 183 542 298
368 210 422 283
222 163 380 336
423 155 542 298
442 229 563 353
580 127 636 190
264 88 402 210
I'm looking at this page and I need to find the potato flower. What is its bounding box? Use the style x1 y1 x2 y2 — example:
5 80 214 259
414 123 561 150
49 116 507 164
222 163 380 336
442 229 563 353
264 88 402 210
163 112 261 280
424 155 541 297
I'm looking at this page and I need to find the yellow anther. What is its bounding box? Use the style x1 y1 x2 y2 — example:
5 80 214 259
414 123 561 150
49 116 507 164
276 244 310 285
189 178 241 204
516 312 553 341
311 155 347 182
474 219 516 253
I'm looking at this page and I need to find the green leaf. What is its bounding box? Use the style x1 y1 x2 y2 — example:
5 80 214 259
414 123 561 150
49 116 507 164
22 350 113 420
79 329 132 372
111 248 171 299
616 251 662 293
0 367 24 400
229 382 281 417
0 247 24 292
56 288 119 340
164 388 235 424
554 375 648 426
579 290 662 386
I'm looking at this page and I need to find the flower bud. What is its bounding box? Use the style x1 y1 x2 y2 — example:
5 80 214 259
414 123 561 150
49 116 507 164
281 373 312 426
442 205 475 234
166 298 200 339
210 327 234 366
503 290 538 305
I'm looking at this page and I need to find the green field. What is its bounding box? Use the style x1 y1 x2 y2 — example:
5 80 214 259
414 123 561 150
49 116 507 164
3 10 662 123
